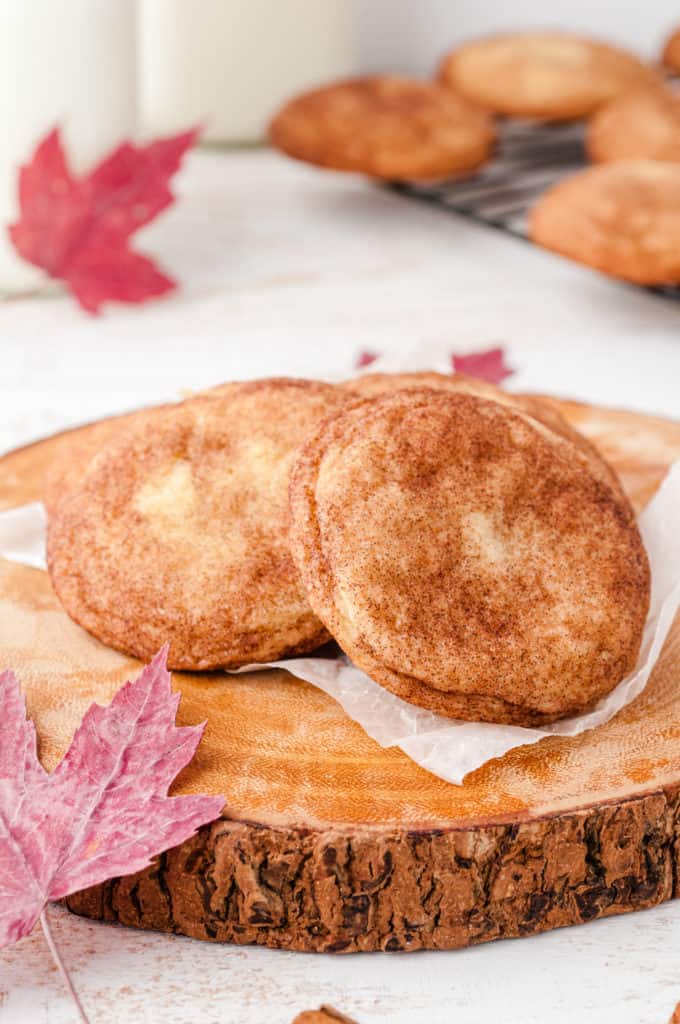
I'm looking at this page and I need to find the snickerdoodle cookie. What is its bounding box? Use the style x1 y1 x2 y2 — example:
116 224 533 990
662 27 680 72
439 33 660 121
530 160 680 284
587 87 680 164
342 371 629 510
269 76 496 180
289 391 649 726
44 385 246 516
43 407 172 517
47 379 351 670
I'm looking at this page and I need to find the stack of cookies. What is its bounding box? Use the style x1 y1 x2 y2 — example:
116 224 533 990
269 27 680 286
46 373 650 728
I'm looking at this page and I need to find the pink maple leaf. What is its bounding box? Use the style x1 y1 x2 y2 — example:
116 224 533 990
8 127 198 314
451 347 514 385
0 647 224 947
354 350 379 369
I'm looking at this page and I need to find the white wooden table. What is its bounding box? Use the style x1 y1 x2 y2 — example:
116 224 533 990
1 149 680 1024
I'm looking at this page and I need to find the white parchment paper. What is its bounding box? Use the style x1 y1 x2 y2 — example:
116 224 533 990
0 502 47 569
2 458 678 785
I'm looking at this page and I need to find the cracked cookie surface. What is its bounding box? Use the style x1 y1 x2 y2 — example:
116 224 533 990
289 390 650 725
342 370 630 510
47 379 351 669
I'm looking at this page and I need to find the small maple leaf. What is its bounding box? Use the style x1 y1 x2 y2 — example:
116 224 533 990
451 346 514 385
0 648 223 947
354 350 379 369
8 127 198 314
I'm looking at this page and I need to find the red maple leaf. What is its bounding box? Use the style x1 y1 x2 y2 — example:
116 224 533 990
351 346 515 383
451 347 514 385
0 647 223 947
354 349 379 369
8 127 198 313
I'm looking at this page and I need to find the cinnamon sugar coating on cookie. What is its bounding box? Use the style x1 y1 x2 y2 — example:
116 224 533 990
47 379 351 670
43 406 174 517
44 385 245 517
342 371 630 511
530 160 680 284
269 76 496 180
289 391 649 726
439 33 661 121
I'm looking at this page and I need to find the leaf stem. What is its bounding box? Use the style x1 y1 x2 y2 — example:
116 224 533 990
40 907 90 1024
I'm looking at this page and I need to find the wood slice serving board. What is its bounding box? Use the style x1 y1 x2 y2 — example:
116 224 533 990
2 398 680 954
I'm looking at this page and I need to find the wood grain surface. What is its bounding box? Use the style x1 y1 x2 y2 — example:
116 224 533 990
1 397 679 953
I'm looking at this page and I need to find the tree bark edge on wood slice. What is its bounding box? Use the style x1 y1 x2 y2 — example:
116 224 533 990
65 785 680 953
1 396 678 954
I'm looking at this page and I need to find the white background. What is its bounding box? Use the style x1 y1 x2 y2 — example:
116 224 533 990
0 147 679 1023
2 2 680 1020
357 0 679 72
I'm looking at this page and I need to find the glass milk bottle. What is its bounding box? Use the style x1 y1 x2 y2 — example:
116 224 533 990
0 0 136 295
138 0 357 143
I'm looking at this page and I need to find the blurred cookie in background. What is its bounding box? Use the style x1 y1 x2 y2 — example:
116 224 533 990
530 160 680 285
662 27 680 72
588 86 680 164
269 76 496 181
438 33 661 121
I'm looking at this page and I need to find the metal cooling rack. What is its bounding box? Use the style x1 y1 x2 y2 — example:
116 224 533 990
391 119 680 302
